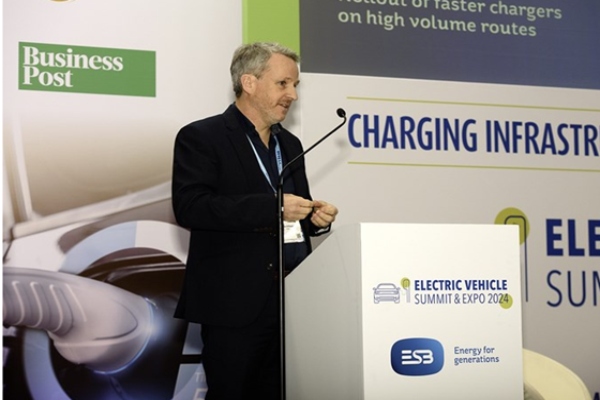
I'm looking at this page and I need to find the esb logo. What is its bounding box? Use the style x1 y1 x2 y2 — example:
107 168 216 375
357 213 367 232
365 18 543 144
391 338 444 376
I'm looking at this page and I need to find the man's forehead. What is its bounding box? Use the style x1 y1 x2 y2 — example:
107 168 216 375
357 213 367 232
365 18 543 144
266 54 298 69
262 68 298 79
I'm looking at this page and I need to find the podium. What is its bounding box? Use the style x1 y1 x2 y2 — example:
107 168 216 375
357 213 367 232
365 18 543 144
285 223 523 399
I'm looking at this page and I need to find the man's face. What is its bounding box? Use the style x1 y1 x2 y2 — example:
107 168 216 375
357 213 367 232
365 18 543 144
252 53 300 126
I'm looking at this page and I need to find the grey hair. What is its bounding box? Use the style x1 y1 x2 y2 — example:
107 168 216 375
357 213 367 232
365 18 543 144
230 42 300 98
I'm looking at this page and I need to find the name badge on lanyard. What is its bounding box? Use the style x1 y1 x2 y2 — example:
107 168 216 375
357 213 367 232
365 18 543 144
247 133 306 244
284 220 305 243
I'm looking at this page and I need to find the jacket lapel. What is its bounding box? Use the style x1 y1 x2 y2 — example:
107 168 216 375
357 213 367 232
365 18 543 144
278 131 309 196
223 106 273 193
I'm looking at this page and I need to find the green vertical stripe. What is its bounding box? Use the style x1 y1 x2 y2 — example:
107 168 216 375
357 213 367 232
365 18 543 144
242 0 300 54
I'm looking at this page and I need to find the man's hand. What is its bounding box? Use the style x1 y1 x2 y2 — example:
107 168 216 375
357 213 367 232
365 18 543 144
283 194 314 222
311 200 338 228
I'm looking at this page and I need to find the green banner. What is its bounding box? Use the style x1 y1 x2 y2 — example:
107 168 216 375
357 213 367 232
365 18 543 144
19 42 156 97
243 0 300 54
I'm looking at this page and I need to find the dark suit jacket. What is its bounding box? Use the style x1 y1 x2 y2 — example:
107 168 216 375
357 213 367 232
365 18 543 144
172 104 324 327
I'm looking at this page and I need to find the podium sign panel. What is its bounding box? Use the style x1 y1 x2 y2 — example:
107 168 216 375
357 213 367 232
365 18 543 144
286 223 523 399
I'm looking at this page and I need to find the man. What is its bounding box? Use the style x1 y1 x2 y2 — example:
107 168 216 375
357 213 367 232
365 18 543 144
172 42 338 399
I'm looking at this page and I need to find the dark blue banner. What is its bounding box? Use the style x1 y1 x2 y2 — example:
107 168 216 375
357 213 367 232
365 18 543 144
300 0 600 90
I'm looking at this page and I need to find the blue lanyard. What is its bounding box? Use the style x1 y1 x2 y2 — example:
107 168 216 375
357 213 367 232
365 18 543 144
246 133 283 193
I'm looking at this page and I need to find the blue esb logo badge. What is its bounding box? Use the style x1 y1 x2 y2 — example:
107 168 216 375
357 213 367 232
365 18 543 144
391 338 444 376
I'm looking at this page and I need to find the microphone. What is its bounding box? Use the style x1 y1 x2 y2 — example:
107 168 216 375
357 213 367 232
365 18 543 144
276 108 347 400
277 108 347 184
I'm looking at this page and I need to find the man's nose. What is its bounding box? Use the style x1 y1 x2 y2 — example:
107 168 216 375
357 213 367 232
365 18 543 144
287 86 298 101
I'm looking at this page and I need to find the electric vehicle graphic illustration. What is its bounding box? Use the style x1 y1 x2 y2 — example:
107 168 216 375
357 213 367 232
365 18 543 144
3 193 206 399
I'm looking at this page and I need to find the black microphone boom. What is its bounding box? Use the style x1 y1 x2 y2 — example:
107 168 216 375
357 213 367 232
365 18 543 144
278 108 347 186
276 108 347 400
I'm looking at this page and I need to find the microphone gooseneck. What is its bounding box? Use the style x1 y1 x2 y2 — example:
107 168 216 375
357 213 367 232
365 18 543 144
277 108 347 400
278 108 347 188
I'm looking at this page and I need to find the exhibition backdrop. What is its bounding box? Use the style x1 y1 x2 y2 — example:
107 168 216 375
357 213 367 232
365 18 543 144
2 0 599 399
3 1 241 399
294 1 600 398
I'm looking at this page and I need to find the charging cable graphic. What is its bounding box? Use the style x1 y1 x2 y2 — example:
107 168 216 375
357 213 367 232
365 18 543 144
3 266 153 373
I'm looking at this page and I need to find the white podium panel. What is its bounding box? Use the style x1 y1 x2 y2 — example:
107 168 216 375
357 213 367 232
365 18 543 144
286 223 523 400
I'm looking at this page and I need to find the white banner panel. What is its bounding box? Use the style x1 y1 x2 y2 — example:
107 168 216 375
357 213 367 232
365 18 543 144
297 72 600 397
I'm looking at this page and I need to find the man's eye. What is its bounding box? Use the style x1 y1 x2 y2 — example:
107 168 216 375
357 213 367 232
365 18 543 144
278 81 287 87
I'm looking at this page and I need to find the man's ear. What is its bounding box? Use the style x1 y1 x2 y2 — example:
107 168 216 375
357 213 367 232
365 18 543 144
240 74 256 95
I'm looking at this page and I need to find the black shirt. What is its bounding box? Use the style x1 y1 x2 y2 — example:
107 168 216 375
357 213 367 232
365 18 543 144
233 105 309 271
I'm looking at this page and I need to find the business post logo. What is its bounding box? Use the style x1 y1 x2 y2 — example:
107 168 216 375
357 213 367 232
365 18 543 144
19 42 156 97
391 338 444 376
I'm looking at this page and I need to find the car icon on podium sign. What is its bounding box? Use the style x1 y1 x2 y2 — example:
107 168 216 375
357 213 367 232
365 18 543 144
373 283 401 304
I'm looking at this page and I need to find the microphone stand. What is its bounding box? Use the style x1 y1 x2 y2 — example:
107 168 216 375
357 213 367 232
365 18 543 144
277 109 347 399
